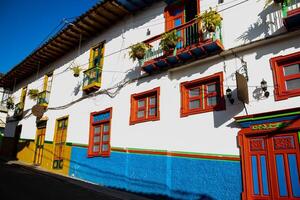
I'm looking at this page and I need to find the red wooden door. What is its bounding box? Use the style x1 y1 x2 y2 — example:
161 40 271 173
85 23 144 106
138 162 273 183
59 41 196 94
243 132 300 199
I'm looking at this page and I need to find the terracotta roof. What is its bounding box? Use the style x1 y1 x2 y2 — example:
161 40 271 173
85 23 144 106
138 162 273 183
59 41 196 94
0 0 159 89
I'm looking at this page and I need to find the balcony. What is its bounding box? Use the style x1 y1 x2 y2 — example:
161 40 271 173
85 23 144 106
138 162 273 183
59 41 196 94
282 0 300 31
141 19 224 74
82 66 102 93
37 91 50 107
13 102 24 118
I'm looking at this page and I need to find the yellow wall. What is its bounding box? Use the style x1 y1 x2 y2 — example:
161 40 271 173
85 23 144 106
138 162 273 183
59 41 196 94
17 140 72 176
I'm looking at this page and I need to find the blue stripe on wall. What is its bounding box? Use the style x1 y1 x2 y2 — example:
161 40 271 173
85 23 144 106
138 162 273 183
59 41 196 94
288 154 300 197
260 155 269 195
239 115 299 128
251 156 259 195
69 146 242 200
276 154 288 197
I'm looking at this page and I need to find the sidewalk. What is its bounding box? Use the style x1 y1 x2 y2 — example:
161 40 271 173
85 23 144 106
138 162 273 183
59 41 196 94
0 156 153 200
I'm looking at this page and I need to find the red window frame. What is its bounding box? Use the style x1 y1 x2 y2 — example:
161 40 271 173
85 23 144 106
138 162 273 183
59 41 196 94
270 51 300 101
88 107 112 157
130 87 160 125
164 0 200 31
180 72 225 117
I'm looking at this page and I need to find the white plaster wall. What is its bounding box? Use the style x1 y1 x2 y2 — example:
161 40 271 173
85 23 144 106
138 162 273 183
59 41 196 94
6 1 300 156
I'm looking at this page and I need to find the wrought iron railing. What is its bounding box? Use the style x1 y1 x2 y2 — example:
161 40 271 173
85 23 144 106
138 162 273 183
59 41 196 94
142 19 222 63
82 66 102 89
282 0 300 17
37 91 50 106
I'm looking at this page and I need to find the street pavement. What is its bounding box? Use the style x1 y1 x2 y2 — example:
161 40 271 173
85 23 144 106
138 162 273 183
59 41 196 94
0 159 153 200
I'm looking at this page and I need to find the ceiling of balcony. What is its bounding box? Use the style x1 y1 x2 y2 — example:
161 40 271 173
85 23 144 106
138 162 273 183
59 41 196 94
0 0 159 90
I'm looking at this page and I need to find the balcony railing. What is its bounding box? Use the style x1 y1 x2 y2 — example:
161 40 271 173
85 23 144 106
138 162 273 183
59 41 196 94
14 102 24 117
282 0 300 30
37 91 50 107
82 66 102 92
141 19 223 73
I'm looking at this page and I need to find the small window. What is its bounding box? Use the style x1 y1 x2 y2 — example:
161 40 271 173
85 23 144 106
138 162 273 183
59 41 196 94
180 72 225 117
88 108 112 157
270 51 300 101
130 87 160 125
89 42 105 68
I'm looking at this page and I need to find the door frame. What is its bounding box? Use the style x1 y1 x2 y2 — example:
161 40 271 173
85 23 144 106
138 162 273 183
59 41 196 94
235 107 300 200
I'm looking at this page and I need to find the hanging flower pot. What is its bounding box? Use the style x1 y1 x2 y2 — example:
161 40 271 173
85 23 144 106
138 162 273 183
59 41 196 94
159 30 180 52
129 42 150 61
207 25 216 33
28 89 39 100
135 49 146 60
6 96 14 110
72 66 81 77
197 7 222 34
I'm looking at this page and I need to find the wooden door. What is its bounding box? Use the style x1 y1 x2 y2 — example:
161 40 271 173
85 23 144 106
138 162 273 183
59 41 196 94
33 127 46 165
243 132 300 199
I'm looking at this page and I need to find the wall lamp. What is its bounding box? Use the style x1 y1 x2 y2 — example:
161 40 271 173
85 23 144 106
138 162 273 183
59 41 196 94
261 79 270 98
226 88 234 104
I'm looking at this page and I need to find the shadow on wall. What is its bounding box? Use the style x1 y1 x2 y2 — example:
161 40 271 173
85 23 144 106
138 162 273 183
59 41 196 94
213 88 244 128
236 4 285 44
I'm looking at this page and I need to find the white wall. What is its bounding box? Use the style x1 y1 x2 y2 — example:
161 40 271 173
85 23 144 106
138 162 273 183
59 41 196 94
6 1 300 156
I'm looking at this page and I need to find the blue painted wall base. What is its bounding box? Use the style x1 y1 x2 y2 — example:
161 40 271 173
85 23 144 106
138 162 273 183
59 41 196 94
69 147 242 200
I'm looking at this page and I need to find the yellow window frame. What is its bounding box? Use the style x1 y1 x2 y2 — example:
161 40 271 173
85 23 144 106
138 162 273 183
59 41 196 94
89 42 105 69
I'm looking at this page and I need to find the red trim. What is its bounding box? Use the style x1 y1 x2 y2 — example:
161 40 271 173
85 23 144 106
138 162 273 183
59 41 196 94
237 110 300 199
180 72 225 117
270 51 300 101
130 87 160 125
287 6 300 17
88 107 112 157
111 147 240 161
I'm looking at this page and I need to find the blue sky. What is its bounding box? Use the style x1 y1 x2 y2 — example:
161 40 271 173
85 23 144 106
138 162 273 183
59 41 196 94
0 0 100 74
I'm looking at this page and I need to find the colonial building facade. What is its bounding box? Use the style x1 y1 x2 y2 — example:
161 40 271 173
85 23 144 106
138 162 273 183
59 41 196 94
1 0 300 199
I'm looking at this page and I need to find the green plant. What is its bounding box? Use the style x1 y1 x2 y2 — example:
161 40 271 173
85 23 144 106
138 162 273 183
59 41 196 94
197 7 222 33
6 96 14 110
159 30 181 52
261 0 289 7
28 89 39 100
129 42 150 61
72 66 81 77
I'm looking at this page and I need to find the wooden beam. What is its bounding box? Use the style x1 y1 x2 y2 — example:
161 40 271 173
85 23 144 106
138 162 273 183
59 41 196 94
60 33 78 43
35 52 52 61
41 49 58 59
70 25 91 37
52 40 74 50
89 13 110 26
76 22 97 34
96 7 119 21
110 1 130 14
46 44 66 55
44 48 61 57
55 37 74 47
102 4 124 18
82 17 105 30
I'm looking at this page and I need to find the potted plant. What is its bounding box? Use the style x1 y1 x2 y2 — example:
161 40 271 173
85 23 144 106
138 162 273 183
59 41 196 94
159 30 181 52
72 66 81 77
28 89 39 100
129 42 150 61
6 96 14 110
197 7 222 33
262 0 288 7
